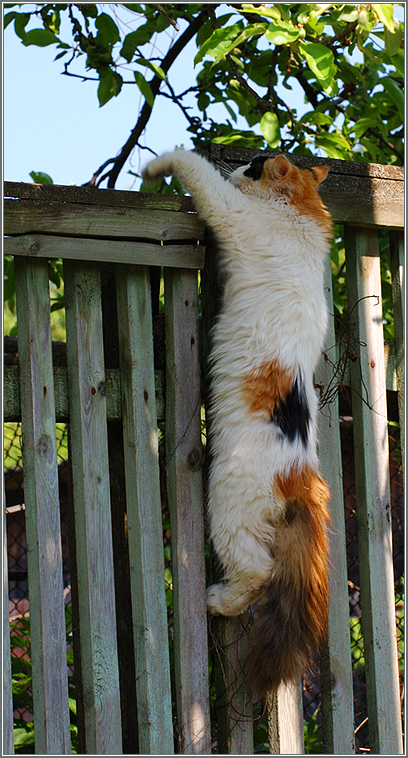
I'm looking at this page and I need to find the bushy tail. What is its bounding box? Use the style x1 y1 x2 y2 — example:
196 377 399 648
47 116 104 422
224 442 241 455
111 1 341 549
247 465 330 698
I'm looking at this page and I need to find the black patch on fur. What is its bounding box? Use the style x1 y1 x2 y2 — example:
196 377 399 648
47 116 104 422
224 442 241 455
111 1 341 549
243 155 269 181
271 375 310 447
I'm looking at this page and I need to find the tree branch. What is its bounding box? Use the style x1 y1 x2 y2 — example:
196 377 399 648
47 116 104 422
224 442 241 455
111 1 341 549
87 9 209 188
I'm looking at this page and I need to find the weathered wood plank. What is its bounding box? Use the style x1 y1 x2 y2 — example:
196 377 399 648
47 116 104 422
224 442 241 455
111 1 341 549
14 256 71 754
164 268 211 754
3 488 14 756
205 146 404 228
4 199 204 240
115 264 173 754
4 180 196 211
64 260 122 755
268 681 304 754
344 228 403 755
316 258 355 755
4 235 205 270
3 365 165 422
211 614 253 754
389 230 404 479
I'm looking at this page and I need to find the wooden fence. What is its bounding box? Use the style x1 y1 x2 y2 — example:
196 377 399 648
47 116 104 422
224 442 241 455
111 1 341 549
3 149 404 755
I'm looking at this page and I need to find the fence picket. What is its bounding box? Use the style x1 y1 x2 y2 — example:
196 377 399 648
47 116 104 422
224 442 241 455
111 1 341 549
316 257 355 754
115 264 173 754
64 261 122 755
268 681 304 754
344 228 403 755
14 256 71 754
164 268 211 754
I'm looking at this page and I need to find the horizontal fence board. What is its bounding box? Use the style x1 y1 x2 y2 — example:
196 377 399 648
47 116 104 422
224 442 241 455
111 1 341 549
14 256 71 754
64 261 122 755
164 268 211 754
4 234 205 270
4 199 205 242
5 180 196 211
205 146 404 228
316 259 355 755
4 365 164 422
116 264 173 754
4 345 396 423
345 228 403 755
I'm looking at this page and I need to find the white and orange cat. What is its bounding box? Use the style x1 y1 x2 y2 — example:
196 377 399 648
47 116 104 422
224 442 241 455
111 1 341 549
142 150 332 697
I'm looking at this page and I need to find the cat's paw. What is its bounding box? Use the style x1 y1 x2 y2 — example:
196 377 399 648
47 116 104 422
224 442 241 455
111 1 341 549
141 152 174 183
206 583 226 616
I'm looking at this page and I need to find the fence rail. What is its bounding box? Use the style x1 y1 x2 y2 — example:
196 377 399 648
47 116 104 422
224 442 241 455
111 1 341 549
3 151 404 756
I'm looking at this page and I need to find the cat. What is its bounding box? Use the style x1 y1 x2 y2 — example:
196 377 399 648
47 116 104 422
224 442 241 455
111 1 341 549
142 149 332 697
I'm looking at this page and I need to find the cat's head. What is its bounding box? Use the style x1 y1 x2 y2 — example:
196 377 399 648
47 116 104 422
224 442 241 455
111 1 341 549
229 154 331 233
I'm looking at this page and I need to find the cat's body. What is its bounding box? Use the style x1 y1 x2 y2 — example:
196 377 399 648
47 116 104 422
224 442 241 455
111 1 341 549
142 150 331 696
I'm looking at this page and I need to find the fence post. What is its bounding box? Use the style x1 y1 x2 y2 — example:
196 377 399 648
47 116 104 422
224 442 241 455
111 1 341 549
164 268 211 754
316 255 355 754
267 681 304 754
64 260 122 755
116 263 174 755
345 228 403 755
14 256 71 754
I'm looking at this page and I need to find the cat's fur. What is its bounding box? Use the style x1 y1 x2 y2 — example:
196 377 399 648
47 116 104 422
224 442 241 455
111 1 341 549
142 150 331 697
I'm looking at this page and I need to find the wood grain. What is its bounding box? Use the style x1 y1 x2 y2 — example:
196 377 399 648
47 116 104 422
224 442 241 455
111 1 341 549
4 235 205 270
164 268 211 754
345 228 403 755
64 260 122 754
3 489 14 757
389 230 404 479
315 257 355 755
14 256 71 754
116 263 173 754
4 199 204 241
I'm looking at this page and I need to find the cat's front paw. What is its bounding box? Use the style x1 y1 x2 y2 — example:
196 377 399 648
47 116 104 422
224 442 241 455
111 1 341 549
141 152 174 182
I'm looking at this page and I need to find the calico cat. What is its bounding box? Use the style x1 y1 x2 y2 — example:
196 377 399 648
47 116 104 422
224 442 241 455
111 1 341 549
142 150 332 697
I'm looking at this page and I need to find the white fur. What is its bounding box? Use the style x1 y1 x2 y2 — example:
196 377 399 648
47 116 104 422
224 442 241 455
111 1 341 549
142 150 329 616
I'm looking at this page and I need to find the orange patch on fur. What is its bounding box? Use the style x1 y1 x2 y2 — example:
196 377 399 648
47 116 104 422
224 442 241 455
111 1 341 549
263 156 332 234
242 359 294 417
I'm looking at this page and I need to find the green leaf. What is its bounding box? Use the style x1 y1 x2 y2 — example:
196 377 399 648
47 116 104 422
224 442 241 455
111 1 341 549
14 12 30 40
241 4 281 20
211 129 264 148
95 12 120 45
352 117 379 139
194 23 242 66
265 20 300 45
372 4 395 32
299 41 337 95
212 23 268 65
4 11 18 29
299 111 332 126
135 58 167 81
260 111 280 148
384 21 403 57
29 171 53 184
120 29 147 62
13 727 35 749
134 71 154 107
97 70 115 107
315 132 351 160
22 28 60 47
381 76 404 120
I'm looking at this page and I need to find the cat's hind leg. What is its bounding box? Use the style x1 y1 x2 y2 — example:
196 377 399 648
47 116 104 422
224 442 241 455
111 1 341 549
206 527 274 616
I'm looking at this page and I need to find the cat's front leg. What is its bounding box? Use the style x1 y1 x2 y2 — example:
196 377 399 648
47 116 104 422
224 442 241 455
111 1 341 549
141 151 177 182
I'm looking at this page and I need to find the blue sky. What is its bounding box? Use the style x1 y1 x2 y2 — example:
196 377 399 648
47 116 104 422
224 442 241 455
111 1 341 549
3 4 310 190
3 4 404 190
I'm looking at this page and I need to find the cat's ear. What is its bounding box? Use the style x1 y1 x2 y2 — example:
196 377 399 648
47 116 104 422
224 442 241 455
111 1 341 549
310 166 329 185
269 155 293 182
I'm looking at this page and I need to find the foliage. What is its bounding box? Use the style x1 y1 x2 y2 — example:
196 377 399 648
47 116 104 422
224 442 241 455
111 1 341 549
10 610 78 753
4 3 404 189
